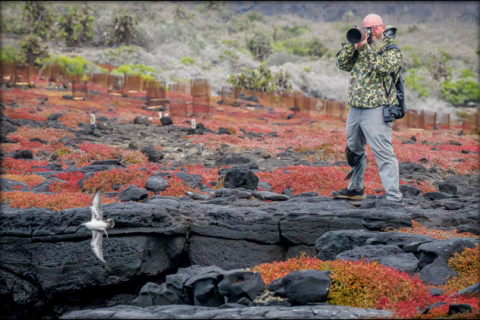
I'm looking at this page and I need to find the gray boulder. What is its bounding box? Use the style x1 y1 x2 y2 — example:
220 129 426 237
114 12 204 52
185 272 224 307
131 282 184 307
251 191 289 201
362 210 412 230
214 188 251 199
418 257 458 286
141 145 164 162
257 182 272 191
31 178 66 193
375 253 419 274
399 184 422 196
336 245 403 261
363 232 436 249
315 230 380 261
118 185 148 202
217 270 265 304
439 183 458 195
458 282 480 296
222 169 259 190
417 238 476 269
0 177 30 191
145 176 169 192
173 172 204 190
282 270 332 305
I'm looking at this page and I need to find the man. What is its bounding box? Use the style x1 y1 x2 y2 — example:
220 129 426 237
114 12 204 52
331 14 403 202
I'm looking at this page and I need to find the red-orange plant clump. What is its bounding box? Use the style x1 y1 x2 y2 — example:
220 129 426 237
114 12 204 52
2 173 46 188
252 254 480 318
1 191 116 211
82 167 152 193
388 220 478 240
2 157 49 174
47 172 85 193
3 109 48 122
7 126 75 143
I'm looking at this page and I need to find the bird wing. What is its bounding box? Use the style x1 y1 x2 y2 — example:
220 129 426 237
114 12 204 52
90 188 103 221
91 230 105 263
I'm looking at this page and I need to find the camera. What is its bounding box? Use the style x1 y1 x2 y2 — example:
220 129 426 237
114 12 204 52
346 26 372 45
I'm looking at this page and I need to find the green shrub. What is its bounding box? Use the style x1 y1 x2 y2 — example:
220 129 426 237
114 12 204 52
111 9 138 46
56 5 94 47
246 29 273 61
411 52 422 68
407 23 419 33
42 55 101 76
18 34 50 65
173 4 195 23
441 78 480 105
302 66 312 73
273 38 328 58
112 63 157 79
180 57 195 66
21 1 54 40
197 1 227 12
427 49 452 82
461 69 476 78
227 62 292 92
0 45 18 63
98 45 145 65
401 45 413 51
404 69 429 98
247 11 263 22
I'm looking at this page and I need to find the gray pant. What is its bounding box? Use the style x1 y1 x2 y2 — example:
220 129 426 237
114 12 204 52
346 106 402 201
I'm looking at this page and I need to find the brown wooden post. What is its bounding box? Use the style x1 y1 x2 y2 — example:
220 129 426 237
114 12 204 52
447 114 450 130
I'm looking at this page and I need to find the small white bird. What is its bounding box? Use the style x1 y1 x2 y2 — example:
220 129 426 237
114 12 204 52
80 188 115 263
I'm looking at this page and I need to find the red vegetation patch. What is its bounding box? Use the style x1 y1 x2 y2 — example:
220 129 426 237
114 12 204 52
58 112 89 129
1 191 116 211
48 172 84 193
252 255 480 318
256 165 435 196
82 167 151 193
2 173 46 188
57 142 147 166
7 126 75 143
442 245 480 296
157 174 208 197
388 220 478 240
3 109 48 122
2 157 49 174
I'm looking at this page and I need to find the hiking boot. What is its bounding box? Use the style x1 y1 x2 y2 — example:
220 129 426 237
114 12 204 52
331 188 366 200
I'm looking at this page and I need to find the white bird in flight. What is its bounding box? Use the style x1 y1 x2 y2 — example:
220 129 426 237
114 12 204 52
80 188 115 263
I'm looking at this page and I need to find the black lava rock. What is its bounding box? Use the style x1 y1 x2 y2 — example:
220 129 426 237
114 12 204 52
282 270 332 305
418 257 458 286
13 149 33 159
218 127 231 135
140 146 164 162
118 185 148 202
217 270 265 304
438 183 458 195
222 169 259 190
160 116 173 126
145 176 169 193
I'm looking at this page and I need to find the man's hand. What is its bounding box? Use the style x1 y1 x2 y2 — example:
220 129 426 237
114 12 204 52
354 38 367 51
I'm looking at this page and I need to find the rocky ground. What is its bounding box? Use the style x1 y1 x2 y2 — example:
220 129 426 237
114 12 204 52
1 85 479 319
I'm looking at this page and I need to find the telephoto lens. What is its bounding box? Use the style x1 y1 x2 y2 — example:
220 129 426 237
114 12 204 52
346 27 366 44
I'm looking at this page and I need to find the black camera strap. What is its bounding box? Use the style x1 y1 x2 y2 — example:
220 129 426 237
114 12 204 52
380 43 401 98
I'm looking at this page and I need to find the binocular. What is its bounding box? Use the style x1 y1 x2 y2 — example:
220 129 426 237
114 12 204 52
346 26 372 45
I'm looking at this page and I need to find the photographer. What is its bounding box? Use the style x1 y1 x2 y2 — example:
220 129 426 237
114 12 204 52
332 14 403 202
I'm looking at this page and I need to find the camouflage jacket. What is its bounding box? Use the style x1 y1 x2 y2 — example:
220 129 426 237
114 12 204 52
336 37 402 109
